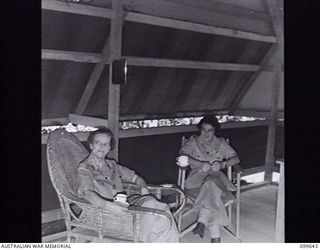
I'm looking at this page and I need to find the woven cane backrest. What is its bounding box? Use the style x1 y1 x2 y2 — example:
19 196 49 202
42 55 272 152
47 129 89 201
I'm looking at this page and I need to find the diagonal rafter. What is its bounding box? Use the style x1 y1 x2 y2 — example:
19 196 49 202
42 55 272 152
74 36 110 114
229 0 283 114
266 0 284 58
228 43 277 113
42 0 114 18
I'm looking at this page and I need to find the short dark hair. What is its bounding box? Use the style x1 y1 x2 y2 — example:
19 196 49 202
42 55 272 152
87 127 115 149
197 116 221 132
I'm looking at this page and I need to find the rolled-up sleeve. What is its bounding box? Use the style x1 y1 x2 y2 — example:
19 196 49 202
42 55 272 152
77 165 94 198
179 137 196 157
179 137 204 171
117 164 136 182
220 141 237 159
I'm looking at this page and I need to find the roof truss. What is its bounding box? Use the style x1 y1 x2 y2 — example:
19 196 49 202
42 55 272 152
42 0 282 125
42 0 276 43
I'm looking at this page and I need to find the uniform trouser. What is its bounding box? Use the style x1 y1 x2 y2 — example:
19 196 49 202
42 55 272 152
198 207 220 238
129 194 180 242
187 177 234 238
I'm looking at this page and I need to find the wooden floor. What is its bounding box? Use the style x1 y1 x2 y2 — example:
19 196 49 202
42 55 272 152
181 184 278 243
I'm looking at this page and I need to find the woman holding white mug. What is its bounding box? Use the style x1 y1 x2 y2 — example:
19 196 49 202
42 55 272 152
177 116 240 243
77 127 179 242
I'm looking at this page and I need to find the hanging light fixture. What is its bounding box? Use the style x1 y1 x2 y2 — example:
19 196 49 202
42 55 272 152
112 59 127 85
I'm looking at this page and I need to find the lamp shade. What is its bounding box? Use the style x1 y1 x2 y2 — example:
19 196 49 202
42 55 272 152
112 59 127 85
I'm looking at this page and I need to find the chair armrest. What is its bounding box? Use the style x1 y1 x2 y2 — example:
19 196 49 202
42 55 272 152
123 182 187 218
147 184 187 218
128 205 172 222
65 196 129 221
123 182 142 196
231 164 243 174
177 165 190 170
63 195 174 241
224 163 242 173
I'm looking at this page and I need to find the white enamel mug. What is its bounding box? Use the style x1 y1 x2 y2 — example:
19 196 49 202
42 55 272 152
176 155 189 167
113 193 127 203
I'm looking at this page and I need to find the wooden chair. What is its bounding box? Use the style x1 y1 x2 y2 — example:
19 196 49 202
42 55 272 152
46 128 186 242
177 136 242 242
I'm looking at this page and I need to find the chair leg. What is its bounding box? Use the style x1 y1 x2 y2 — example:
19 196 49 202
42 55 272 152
181 171 186 189
66 233 71 243
236 172 241 240
227 205 232 229
235 201 240 239
178 213 182 232
99 233 103 240
65 222 72 243
223 172 241 241
133 214 139 242
180 223 197 237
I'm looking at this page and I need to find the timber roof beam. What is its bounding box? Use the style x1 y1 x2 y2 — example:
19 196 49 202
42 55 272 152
42 49 261 72
74 37 111 115
42 0 277 43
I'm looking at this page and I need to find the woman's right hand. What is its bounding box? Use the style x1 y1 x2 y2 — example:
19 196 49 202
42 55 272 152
201 163 211 172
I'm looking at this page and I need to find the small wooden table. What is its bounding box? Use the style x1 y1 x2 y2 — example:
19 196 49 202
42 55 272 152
275 159 284 242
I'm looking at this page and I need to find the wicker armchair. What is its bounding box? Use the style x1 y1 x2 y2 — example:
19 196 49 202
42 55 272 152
46 129 186 242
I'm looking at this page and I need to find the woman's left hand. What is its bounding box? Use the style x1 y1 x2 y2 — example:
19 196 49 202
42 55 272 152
141 187 149 195
135 176 148 188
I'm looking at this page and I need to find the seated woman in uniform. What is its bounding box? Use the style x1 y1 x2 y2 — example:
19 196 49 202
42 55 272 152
77 127 179 243
177 116 240 243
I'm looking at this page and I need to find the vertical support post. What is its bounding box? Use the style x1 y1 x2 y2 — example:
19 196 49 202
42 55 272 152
264 71 280 181
275 160 285 242
264 0 283 181
108 0 124 160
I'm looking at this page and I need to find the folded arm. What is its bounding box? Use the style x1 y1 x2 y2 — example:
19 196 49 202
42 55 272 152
189 154 240 171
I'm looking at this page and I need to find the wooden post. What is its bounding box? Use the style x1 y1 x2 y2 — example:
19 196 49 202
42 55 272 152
229 44 277 113
264 0 283 182
275 159 285 242
108 0 123 160
264 70 281 181
75 37 110 115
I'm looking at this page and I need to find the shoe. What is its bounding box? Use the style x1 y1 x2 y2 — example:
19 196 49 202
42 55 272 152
192 222 205 238
210 237 221 243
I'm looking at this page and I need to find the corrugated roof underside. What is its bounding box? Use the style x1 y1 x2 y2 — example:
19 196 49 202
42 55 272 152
42 10 271 120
